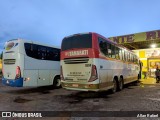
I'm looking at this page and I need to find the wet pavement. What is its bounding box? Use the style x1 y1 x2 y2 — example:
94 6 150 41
1 78 160 120
140 77 157 84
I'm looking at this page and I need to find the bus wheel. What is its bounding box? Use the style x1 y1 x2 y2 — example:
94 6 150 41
118 77 123 91
111 78 117 93
53 76 61 89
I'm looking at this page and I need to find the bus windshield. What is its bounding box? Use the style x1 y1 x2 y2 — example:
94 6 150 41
61 34 92 51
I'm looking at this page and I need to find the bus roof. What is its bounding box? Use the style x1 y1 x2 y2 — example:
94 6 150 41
6 38 60 49
63 32 135 54
64 32 117 45
93 33 136 54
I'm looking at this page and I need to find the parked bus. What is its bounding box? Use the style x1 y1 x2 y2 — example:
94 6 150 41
61 32 140 92
2 39 61 88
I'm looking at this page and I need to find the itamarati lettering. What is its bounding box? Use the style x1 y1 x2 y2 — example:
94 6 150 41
65 50 88 56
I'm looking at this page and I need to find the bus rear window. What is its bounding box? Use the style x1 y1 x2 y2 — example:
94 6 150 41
61 34 92 51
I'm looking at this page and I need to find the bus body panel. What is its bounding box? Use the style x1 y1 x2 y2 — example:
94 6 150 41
38 70 50 86
98 58 139 90
2 77 23 87
3 40 21 79
61 58 99 90
61 46 100 91
98 58 116 90
23 69 60 87
3 52 18 79
49 70 60 84
23 70 38 86
2 40 24 87
23 56 60 86
61 58 92 82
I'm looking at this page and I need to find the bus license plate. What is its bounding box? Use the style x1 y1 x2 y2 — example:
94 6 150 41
72 84 78 87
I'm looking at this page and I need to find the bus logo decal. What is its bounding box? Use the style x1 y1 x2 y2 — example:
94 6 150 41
5 42 19 50
65 50 88 57
6 42 15 50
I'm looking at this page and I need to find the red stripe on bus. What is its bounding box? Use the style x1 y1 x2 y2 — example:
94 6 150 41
61 48 99 59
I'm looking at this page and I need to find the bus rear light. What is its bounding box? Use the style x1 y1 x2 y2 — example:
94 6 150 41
60 66 64 80
88 65 98 82
15 66 21 79
84 84 94 88
24 77 30 81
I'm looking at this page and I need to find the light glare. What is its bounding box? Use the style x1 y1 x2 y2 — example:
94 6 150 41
151 44 156 48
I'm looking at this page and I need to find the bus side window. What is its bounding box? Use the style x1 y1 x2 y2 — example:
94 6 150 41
128 52 131 62
122 50 124 60
111 44 115 59
24 43 32 57
134 55 137 64
124 51 127 62
119 48 123 60
31 44 38 59
98 38 108 56
47 48 60 61
115 47 120 60
55 49 60 61
46 47 52 60
131 54 134 62
38 46 46 60
127 53 130 62
128 53 131 62
108 43 112 58
52 48 60 61
125 52 128 62
25 43 38 59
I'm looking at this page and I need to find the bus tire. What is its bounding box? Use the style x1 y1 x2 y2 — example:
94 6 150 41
118 77 123 91
110 78 117 93
53 76 61 89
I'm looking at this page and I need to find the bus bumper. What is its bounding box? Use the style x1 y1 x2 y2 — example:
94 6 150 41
2 77 23 87
61 82 99 91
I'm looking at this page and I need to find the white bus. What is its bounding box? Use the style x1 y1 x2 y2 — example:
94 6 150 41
2 39 61 88
61 32 141 92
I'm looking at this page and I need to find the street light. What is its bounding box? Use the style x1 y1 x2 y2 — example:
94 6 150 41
151 44 156 48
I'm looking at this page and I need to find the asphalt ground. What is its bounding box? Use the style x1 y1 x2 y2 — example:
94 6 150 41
0 77 160 120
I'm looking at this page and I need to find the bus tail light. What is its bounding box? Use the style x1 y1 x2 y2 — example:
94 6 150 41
60 66 64 80
88 65 98 82
15 66 21 79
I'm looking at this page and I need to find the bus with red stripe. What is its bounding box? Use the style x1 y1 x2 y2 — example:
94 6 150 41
60 32 140 92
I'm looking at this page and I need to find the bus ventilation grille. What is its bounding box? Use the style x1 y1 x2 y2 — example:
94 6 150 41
64 58 89 64
4 59 16 64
